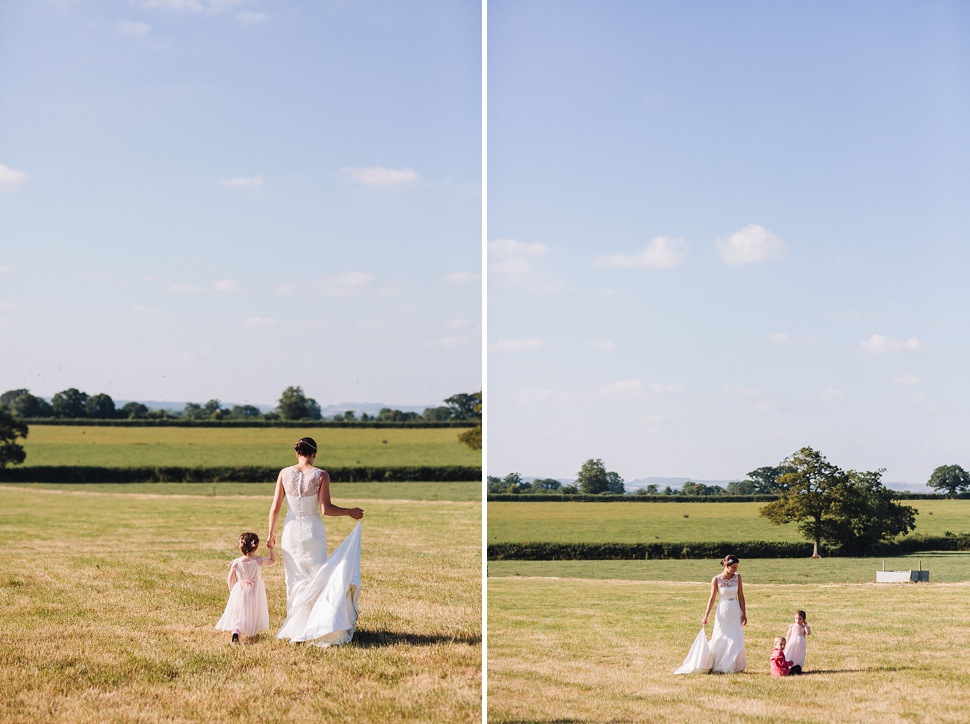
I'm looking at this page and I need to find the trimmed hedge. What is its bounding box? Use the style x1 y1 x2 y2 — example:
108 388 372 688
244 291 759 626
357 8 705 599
0 465 481 483
487 535 970 561
20 418 477 428
487 494 780 503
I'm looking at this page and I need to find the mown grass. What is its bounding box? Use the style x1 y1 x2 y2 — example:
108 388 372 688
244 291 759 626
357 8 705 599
1 481 481 502
487 499 970 544
488 569 970 722
0 485 481 723
19 425 480 468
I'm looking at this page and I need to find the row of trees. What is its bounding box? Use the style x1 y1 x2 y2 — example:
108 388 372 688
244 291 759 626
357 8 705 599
0 387 482 424
488 458 625 495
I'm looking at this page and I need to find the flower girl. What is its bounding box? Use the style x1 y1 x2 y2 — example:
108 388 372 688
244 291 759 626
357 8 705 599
216 532 276 643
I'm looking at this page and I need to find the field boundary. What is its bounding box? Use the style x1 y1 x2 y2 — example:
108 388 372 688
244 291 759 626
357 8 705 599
487 534 970 560
487 492 957 502
20 418 477 428
0 464 482 483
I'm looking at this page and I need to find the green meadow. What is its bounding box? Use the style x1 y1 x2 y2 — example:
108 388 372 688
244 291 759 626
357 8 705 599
19 425 479 468
0 483 482 723
487 499 970 544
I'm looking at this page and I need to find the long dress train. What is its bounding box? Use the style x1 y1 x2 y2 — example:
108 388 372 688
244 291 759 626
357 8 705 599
275 467 362 647
674 575 745 674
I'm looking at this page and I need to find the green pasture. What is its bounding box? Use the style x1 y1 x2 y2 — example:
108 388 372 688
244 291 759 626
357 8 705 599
19 425 480 468
487 573 970 722
0 485 481 722
1 481 481 502
487 499 970 544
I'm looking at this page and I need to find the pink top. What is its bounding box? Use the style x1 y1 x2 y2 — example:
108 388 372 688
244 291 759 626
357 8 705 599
770 650 793 676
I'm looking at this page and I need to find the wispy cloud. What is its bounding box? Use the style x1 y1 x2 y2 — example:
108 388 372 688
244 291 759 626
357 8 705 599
117 20 151 37
244 316 276 328
587 338 616 351
234 11 266 25
858 334 924 354
893 372 921 385
336 166 419 188
515 380 683 406
489 238 550 275
0 163 27 192
819 388 845 401
596 236 687 269
716 224 786 266
442 271 481 284
217 176 264 190
171 279 240 294
489 338 545 352
322 271 376 297
135 0 257 13
426 335 473 350
129 305 159 316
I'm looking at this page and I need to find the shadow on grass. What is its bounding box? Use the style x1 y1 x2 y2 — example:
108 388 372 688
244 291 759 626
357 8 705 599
353 629 481 648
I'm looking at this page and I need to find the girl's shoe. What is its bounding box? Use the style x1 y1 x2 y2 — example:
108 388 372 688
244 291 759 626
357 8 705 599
231 632 240 644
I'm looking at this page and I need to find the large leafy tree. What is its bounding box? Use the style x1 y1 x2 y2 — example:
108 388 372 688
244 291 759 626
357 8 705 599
926 465 970 497
457 392 483 451
277 387 322 421
761 447 917 557
576 459 624 495
0 389 52 418
745 465 795 494
0 409 28 468
85 393 116 419
445 392 482 420
760 447 847 558
51 388 89 418
822 469 917 555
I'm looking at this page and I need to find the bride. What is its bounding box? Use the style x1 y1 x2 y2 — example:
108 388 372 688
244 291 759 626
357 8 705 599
674 554 747 674
267 437 364 646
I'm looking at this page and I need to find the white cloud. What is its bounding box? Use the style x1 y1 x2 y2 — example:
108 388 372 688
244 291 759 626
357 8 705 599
323 271 376 297
893 373 921 385
0 163 27 191
426 335 473 350
0 265 8 273
819 388 845 401
902 394 926 404
587 338 616 351
596 236 687 269
135 0 255 12
129 305 158 316
336 166 419 188
117 20 150 36
488 238 550 275
716 224 785 266
489 338 545 352
514 380 683 406
442 271 481 284
218 176 263 190
858 334 924 354
213 279 239 293
235 11 266 24
275 282 299 296
244 316 275 328
171 279 240 294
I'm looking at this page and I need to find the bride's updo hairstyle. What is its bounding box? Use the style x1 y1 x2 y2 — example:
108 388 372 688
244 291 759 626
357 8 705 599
721 554 739 567
239 532 259 555
294 437 318 458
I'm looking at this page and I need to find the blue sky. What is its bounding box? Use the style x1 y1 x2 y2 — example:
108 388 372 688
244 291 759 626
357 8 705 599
487 1 970 486
0 0 481 409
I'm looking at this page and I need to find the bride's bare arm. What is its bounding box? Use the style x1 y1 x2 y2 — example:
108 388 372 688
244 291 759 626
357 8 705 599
737 575 747 625
318 470 364 519
701 577 717 625
267 471 285 547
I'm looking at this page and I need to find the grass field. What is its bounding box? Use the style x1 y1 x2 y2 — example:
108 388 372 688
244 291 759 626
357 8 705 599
19 425 480 468
487 499 970 543
487 572 970 722
0 483 482 723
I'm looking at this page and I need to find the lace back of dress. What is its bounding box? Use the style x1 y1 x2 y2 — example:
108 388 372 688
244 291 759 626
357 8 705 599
284 467 322 498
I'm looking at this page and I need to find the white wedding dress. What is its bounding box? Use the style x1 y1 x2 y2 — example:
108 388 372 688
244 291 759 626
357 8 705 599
674 575 746 674
275 467 362 647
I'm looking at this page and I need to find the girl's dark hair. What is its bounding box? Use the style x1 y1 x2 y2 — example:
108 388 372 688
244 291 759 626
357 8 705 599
796 609 807 621
721 554 739 567
239 532 259 555
294 437 318 457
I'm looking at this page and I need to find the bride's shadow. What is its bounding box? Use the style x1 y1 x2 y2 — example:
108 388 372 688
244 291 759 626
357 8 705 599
352 629 481 648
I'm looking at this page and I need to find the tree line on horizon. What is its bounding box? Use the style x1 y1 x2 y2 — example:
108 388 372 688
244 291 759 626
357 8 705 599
0 386 482 424
489 448 970 558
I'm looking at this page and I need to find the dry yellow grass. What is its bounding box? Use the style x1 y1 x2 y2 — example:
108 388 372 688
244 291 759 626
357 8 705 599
488 574 970 722
0 486 481 722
